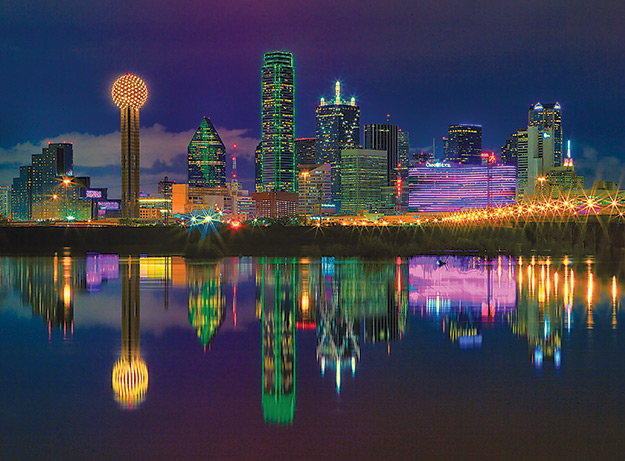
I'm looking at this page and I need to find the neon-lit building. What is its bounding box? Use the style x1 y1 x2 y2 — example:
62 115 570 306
408 162 516 212
111 74 148 219
261 51 296 193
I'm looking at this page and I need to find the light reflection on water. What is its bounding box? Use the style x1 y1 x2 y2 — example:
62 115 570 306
0 253 624 457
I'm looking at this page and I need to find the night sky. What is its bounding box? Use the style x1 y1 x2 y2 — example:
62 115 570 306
1 0 624 195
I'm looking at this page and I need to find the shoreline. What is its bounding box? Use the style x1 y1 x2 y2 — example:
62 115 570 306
0 217 623 260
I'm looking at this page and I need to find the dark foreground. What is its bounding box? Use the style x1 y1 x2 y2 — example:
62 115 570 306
0 217 624 259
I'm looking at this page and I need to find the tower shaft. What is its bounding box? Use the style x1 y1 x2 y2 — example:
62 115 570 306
121 107 140 218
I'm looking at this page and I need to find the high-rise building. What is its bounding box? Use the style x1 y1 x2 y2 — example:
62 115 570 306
340 148 387 215
364 124 399 186
111 74 148 219
254 142 263 193
315 81 360 205
295 138 316 166
529 102 562 167
398 130 410 178
187 117 227 192
157 176 175 197
11 166 32 220
298 163 331 216
513 129 529 198
261 51 296 193
11 143 91 221
444 124 482 165
501 129 526 166
0 185 11 218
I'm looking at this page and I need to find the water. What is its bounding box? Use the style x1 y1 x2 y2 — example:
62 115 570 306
1 254 625 459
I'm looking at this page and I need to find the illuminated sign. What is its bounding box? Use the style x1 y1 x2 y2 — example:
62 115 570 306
425 161 452 168
86 189 103 199
98 201 121 210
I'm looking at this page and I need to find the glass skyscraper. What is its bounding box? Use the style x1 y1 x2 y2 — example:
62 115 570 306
261 51 295 193
444 124 483 165
364 123 399 185
528 102 562 167
340 148 387 215
187 117 227 191
315 81 360 205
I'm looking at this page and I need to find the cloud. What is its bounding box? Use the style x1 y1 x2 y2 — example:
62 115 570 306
0 124 260 191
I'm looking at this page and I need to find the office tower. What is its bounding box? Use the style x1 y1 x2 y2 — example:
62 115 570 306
315 81 360 205
408 163 517 212
11 166 32 220
529 102 562 167
11 142 91 221
261 51 296 193
254 142 263 193
398 130 410 178
0 185 11 218
157 176 175 197
364 123 399 185
188 264 225 348
111 74 148 219
340 148 387 215
514 129 529 198
444 124 482 165
298 163 331 216
295 138 316 166
187 117 227 191
501 129 526 166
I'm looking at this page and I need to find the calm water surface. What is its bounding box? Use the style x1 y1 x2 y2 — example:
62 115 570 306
1 254 625 459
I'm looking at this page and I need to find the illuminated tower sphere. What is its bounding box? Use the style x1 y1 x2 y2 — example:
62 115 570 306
112 74 148 218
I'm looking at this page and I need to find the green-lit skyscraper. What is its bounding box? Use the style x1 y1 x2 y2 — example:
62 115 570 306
188 117 227 191
315 81 360 206
261 51 296 193
340 148 387 215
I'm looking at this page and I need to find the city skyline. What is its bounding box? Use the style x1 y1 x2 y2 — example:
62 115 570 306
1 1 625 195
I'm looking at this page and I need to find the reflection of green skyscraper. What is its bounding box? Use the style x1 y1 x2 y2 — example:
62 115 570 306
188 117 227 191
188 263 225 348
261 261 296 424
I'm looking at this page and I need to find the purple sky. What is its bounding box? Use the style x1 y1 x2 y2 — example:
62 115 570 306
2 0 625 195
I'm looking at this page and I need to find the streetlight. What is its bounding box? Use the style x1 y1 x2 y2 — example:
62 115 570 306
301 171 310 224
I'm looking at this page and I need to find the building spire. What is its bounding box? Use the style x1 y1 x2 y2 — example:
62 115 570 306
335 81 341 105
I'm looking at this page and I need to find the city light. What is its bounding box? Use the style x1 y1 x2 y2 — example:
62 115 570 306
111 74 148 110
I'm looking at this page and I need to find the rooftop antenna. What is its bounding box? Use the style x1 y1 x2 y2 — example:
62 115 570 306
335 81 341 105
387 114 390 124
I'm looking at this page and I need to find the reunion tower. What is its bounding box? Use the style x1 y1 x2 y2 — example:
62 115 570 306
111 74 148 218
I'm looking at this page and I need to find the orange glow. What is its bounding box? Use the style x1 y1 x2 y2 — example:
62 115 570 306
111 74 148 110
229 220 242 229
112 358 149 406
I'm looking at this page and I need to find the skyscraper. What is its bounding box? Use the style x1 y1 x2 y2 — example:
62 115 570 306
364 123 399 185
528 102 562 167
111 74 148 219
187 117 227 191
444 124 482 165
295 138 316 166
315 81 360 205
261 51 295 193
254 142 263 193
398 130 410 178
340 148 387 215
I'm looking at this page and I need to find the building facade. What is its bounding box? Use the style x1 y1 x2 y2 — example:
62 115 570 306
528 102 562 167
298 163 331 216
408 162 517 213
0 185 11 218
158 176 175 197
398 130 410 178
11 143 91 221
340 148 387 215
261 51 296 193
364 124 398 186
251 191 298 219
315 81 360 206
188 117 227 191
444 124 482 165
295 138 316 166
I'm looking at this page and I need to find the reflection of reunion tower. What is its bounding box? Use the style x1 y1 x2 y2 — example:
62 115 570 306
112 256 148 409
111 74 148 218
